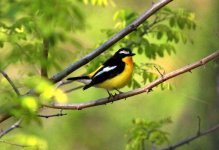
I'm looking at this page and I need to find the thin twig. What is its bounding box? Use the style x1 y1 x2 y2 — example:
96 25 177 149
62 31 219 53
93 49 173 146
154 65 164 77
0 140 31 148
160 123 219 150
64 85 84 93
45 50 219 110
0 119 22 138
50 0 174 83
127 16 165 48
55 80 74 89
55 80 84 93
0 70 20 96
37 110 67 118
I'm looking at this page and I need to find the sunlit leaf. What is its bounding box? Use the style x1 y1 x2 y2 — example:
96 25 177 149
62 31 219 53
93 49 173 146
24 77 68 103
53 88 68 103
13 134 48 150
21 96 38 112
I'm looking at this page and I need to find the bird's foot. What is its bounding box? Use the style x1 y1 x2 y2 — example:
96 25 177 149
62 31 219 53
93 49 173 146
115 88 126 100
115 88 123 94
107 90 115 103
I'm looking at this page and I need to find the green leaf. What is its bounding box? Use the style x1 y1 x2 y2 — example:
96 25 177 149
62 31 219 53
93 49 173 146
21 96 39 113
23 76 68 103
169 17 175 27
142 71 148 84
137 46 143 54
14 134 48 149
126 118 171 150
157 31 163 40
132 79 141 89
177 17 185 29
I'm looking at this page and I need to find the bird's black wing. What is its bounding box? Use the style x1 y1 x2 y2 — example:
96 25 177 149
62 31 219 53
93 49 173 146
83 60 125 90
103 54 118 66
67 76 90 81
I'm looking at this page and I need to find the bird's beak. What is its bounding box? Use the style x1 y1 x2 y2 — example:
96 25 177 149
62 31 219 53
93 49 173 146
131 53 135 56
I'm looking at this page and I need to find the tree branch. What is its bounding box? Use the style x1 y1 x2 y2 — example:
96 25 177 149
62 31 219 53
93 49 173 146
160 123 219 150
0 140 30 148
0 70 20 124
38 113 67 118
0 119 21 138
0 70 20 96
45 50 219 110
64 85 84 93
37 110 67 118
50 0 174 83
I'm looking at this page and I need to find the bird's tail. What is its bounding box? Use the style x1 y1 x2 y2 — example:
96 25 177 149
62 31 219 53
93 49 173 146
67 76 90 81
83 84 92 90
67 76 92 90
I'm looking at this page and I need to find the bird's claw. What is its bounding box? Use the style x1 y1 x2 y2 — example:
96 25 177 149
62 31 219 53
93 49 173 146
107 90 115 103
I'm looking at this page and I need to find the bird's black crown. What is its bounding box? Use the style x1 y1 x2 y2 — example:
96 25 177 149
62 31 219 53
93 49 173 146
115 48 135 57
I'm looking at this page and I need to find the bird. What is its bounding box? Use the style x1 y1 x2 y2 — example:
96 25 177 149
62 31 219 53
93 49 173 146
67 48 135 96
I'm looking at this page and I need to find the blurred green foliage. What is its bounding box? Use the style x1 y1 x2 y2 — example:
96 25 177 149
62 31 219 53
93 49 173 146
0 0 85 70
0 0 86 125
4 0 218 150
126 118 171 150
79 0 115 6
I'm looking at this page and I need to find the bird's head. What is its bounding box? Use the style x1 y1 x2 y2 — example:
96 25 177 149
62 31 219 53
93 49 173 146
115 48 135 58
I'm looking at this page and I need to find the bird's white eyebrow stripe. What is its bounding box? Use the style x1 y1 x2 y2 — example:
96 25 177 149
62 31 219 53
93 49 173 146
94 66 117 77
119 50 130 54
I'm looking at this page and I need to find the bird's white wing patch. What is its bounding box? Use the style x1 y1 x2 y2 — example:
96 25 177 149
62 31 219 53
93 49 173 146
94 66 117 77
119 50 130 55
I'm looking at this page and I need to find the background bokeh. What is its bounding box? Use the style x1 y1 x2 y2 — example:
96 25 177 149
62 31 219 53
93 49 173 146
0 0 219 150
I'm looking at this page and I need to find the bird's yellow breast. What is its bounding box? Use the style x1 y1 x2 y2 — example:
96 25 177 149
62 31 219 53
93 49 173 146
96 56 134 90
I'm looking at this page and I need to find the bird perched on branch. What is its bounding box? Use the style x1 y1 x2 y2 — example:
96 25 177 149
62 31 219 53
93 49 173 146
67 48 135 96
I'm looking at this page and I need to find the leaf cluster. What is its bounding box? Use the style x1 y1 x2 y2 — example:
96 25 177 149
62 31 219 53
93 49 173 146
126 118 172 150
0 0 85 70
0 76 67 124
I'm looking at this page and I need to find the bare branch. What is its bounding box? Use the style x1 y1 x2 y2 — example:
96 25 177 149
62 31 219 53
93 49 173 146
64 85 84 93
160 123 219 150
38 113 67 118
0 119 21 138
55 80 73 88
37 110 67 118
0 70 20 123
50 0 174 83
0 70 20 96
45 50 219 110
0 140 31 148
